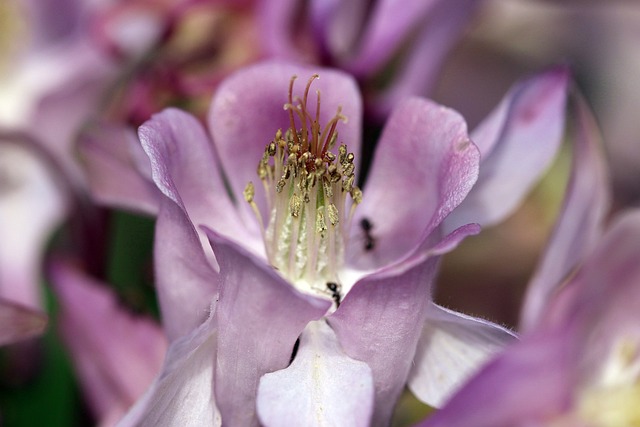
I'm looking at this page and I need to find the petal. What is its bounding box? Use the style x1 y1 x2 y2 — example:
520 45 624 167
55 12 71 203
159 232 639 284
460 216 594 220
117 310 221 427
548 210 640 361
208 61 362 221
328 251 439 426
520 95 610 330
256 0 312 61
372 0 479 117
205 227 331 426
417 328 575 427
257 320 374 427
344 0 441 76
154 197 219 341
50 260 167 425
350 98 479 270
309 0 370 61
0 299 47 346
139 108 257 249
0 138 67 310
444 66 570 232
139 109 254 340
408 303 517 408
29 43 115 183
78 122 160 215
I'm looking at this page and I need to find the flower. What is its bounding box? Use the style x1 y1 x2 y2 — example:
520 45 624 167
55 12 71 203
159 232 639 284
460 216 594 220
114 61 568 426
415 98 640 427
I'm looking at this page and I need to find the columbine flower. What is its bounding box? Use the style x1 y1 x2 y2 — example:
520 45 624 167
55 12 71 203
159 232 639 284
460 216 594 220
416 98 640 427
258 0 481 118
113 61 569 426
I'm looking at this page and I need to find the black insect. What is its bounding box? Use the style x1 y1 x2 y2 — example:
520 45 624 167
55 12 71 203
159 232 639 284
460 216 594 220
360 218 375 251
289 338 300 365
326 281 342 308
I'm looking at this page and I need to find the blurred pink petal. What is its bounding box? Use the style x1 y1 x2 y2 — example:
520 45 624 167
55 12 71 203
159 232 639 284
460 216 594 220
445 66 570 231
50 259 167 426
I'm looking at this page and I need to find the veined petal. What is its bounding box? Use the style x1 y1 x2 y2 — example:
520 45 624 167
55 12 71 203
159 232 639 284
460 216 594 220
50 260 167 425
205 227 331 427
257 320 374 427
419 212 640 427
78 122 160 215
444 66 570 232
117 310 220 427
520 95 610 331
139 108 257 249
139 108 256 340
328 251 438 426
154 197 219 341
417 328 575 427
0 299 47 346
408 303 516 408
208 61 362 222
351 98 479 270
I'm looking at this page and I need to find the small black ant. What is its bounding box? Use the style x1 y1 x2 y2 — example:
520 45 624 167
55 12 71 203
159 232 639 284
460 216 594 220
326 282 342 307
360 218 375 251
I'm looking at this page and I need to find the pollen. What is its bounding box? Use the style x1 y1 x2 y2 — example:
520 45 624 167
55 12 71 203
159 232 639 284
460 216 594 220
245 74 362 296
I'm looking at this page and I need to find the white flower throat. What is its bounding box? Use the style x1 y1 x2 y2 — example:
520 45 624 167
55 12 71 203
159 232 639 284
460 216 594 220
244 75 362 301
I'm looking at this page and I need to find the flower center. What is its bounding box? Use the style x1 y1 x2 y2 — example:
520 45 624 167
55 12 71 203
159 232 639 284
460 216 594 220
244 75 362 299
576 338 640 427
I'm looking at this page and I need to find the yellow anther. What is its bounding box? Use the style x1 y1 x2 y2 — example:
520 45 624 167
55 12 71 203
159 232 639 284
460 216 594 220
243 182 255 202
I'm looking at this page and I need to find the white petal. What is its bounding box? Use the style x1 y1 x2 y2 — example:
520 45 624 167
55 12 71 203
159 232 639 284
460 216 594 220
408 303 516 407
257 320 374 427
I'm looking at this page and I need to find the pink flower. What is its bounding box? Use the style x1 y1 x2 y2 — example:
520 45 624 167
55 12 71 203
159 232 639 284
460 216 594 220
113 61 568 426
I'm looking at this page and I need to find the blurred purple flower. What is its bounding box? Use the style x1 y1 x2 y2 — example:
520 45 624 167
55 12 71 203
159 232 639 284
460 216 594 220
258 0 482 119
110 60 569 426
415 98 640 427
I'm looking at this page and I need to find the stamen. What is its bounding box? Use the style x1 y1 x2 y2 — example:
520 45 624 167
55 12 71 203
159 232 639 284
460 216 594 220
245 74 363 296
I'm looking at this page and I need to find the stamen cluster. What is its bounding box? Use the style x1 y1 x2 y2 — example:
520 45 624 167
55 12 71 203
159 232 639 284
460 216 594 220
244 75 362 295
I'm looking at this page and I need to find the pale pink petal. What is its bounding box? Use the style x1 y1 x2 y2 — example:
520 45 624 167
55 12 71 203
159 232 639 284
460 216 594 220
408 303 516 408
520 95 610 331
209 61 362 221
328 253 438 426
345 0 441 76
373 0 479 118
257 320 374 427
117 311 220 427
205 227 331 426
78 122 160 215
445 67 570 231
417 327 576 427
139 109 251 340
350 98 479 270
